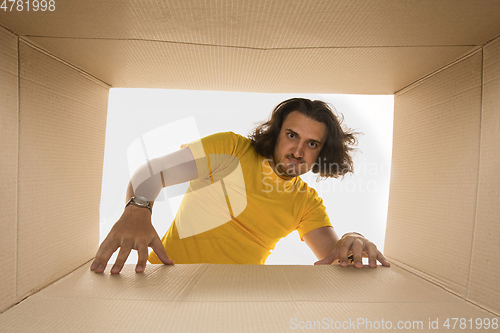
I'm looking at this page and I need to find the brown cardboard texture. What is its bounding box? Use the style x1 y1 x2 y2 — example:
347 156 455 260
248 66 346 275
386 50 483 296
1 0 500 331
467 36 500 315
0 264 497 332
0 26 18 314
2 0 500 93
16 40 109 298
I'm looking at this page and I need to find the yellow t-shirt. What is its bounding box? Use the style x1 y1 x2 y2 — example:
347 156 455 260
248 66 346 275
148 132 332 265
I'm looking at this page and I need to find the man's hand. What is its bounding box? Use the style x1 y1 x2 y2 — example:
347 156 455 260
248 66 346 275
314 232 390 268
90 205 174 274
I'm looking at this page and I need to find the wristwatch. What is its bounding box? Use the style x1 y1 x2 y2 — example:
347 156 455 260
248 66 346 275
126 196 152 213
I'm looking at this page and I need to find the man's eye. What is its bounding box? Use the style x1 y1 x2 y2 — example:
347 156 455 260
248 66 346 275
309 142 317 148
288 133 295 139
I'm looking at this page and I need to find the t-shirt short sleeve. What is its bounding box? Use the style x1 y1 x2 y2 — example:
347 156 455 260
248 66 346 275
186 132 240 180
296 187 333 241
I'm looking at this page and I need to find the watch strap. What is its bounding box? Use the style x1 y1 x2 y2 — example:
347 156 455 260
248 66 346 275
126 196 152 213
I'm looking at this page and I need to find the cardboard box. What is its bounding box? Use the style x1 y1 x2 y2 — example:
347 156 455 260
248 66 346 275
0 1 499 331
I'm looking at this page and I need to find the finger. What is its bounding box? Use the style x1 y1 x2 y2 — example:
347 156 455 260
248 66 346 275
92 241 119 273
111 244 133 274
314 248 339 265
150 236 174 265
351 239 364 269
136 244 148 273
338 238 354 267
366 242 379 268
377 251 391 267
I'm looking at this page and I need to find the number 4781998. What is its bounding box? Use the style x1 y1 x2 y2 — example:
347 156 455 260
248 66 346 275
1 0 55 11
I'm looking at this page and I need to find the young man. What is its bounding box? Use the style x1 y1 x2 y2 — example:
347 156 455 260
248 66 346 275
91 98 390 274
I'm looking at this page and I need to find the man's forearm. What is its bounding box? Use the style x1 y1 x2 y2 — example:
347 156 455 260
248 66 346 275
303 226 340 260
128 147 198 204
125 181 155 210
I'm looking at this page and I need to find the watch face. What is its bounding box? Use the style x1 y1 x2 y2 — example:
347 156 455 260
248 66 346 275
133 197 149 206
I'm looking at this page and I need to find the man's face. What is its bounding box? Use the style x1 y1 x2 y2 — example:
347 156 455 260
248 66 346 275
272 111 327 179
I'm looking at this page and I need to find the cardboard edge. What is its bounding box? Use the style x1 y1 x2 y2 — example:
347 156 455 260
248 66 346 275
19 37 112 89
14 29 19 314
467 41 485 300
0 22 17 36
396 31 499 97
172 264 211 301
0 25 20 314
0 259 94 315
466 33 500 314
482 32 500 48
386 256 499 317
394 47 482 96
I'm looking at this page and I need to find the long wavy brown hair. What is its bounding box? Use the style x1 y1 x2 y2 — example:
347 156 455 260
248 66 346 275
249 98 359 179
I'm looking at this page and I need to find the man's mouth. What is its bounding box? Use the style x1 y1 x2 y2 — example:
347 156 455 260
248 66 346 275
288 157 301 165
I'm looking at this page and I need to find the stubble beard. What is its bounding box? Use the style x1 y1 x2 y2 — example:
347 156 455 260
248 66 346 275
273 152 303 178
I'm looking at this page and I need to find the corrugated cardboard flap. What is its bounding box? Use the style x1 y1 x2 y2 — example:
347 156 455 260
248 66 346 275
0 263 497 332
3 0 500 93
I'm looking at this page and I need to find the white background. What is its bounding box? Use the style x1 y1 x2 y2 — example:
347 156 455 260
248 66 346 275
99 89 394 265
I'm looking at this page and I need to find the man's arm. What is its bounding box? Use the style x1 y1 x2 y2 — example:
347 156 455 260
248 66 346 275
303 226 390 268
90 147 198 274
90 181 174 274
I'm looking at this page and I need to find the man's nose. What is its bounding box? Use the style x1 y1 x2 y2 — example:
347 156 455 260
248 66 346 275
291 142 305 159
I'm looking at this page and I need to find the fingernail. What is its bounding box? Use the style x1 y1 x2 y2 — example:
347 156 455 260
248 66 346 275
97 264 103 271
370 260 376 266
136 265 143 271
341 261 347 266
356 262 362 267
